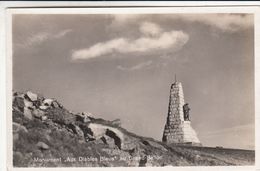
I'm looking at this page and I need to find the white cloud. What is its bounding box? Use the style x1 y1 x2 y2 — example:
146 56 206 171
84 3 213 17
139 22 162 36
117 61 153 71
54 29 72 39
111 14 142 26
111 14 253 32
24 32 49 46
71 22 188 60
17 29 72 48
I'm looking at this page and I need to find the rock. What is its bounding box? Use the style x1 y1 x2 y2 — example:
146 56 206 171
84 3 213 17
13 97 25 111
87 123 124 150
39 105 49 110
69 124 85 140
13 122 28 133
52 101 60 108
41 115 48 121
111 119 121 127
87 123 107 139
24 99 34 109
25 91 38 102
36 142 49 150
76 113 91 123
101 135 116 148
23 107 33 120
82 112 94 119
32 109 45 118
43 99 53 106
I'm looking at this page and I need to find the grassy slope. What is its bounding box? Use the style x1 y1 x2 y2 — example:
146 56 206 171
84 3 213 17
12 94 255 167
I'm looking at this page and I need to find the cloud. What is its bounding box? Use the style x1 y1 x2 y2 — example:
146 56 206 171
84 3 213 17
54 29 72 39
111 14 143 26
176 14 253 32
117 60 153 71
111 14 253 32
139 22 162 36
71 22 189 60
24 32 50 46
17 29 72 48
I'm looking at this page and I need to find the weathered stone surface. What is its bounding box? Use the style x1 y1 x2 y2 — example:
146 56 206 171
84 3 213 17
82 112 94 118
102 135 116 148
32 109 45 118
24 99 34 108
43 99 53 106
39 105 49 110
70 124 85 140
23 107 33 120
111 119 121 127
26 91 38 102
76 112 92 123
52 101 60 108
86 123 129 150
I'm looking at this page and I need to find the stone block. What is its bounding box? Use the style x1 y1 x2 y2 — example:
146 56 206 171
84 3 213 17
23 107 33 120
26 91 38 102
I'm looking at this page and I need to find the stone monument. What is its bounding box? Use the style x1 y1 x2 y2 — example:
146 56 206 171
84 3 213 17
162 77 201 145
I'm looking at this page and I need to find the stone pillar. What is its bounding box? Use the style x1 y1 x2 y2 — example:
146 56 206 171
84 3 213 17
162 81 201 145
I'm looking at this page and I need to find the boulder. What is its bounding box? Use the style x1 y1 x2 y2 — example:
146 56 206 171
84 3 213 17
52 101 61 108
36 141 49 150
76 113 91 123
24 99 34 109
87 123 107 140
68 124 85 140
23 107 33 120
111 119 121 127
101 135 116 148
39 105 49 110
82 112 94 119
32 109 45 118
87 123 124 150
25 91 38 102
43 99 53 106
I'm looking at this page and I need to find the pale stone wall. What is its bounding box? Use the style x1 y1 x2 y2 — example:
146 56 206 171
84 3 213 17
162 82 201 145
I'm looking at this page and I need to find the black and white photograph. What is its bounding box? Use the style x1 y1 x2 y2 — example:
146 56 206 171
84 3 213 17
7 7 257 168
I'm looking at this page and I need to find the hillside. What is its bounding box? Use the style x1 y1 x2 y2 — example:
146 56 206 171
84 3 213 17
12 91 255 167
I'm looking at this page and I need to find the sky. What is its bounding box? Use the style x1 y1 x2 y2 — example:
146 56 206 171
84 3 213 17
12 13 254 150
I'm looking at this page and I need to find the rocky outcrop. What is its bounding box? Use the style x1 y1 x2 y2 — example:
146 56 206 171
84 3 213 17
12 91 255 167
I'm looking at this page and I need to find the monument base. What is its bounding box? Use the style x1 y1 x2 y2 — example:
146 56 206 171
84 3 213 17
162 121 201 145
